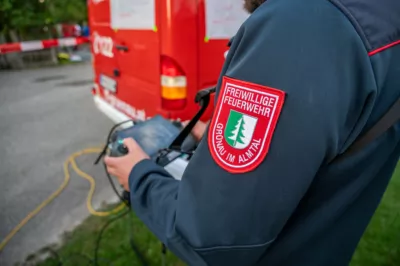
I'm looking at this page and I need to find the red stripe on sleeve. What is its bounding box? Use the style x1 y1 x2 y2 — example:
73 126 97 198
369 40 400 56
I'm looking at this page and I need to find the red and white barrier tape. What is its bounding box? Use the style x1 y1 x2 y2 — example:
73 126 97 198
0 37 90 54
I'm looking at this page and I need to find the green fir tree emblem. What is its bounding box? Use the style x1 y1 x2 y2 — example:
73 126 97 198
224 110 257 149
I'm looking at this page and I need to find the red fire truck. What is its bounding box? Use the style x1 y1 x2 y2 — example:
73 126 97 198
88 0 248 123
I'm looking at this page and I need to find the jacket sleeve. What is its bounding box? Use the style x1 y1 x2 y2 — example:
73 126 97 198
129 0 376 265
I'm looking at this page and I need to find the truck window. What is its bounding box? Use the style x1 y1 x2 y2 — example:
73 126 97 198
110 0 156 30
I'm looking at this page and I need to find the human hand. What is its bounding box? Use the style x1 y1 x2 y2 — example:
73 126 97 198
104 138 150 191
182 120 209 141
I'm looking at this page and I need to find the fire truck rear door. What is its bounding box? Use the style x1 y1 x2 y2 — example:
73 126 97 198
110 0 161 119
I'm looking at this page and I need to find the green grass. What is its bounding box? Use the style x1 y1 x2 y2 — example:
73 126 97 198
33 166 400 266
29 208 184 266
350 164 400 266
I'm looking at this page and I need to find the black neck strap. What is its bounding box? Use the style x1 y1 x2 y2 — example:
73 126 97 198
336 97 400 161
169 87 216 150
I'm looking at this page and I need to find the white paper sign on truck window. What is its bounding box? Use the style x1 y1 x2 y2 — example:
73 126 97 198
204 0 249 41
110 0 155 30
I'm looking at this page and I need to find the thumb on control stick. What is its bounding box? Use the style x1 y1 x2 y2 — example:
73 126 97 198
122 138 140 152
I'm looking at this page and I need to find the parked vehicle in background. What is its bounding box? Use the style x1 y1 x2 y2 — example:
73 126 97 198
88 0 248 123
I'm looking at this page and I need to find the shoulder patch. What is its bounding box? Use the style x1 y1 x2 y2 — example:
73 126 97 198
208 76 286 174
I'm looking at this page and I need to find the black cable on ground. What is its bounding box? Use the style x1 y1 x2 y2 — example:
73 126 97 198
128 211 149 266
93 209 130 266
161 243 167 266
92 208 148 266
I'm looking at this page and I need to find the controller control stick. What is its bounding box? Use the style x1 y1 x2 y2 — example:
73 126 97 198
117 139 129 155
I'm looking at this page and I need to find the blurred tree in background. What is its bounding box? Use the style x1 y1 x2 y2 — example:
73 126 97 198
0 0 87 41
46 0 88 25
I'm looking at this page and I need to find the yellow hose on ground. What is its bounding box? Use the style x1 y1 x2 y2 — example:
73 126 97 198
0 148 126 252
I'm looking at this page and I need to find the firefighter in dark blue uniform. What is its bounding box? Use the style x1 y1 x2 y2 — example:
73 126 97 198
105 0 400 265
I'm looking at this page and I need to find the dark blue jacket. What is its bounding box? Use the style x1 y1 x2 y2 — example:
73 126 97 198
129 0 400 265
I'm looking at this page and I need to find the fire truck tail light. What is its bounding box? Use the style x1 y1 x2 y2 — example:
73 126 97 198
161 76 187 99
161 56 187 110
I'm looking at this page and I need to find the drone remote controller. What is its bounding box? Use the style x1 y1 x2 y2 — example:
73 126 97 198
99 87 214 205
107 117 197 159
